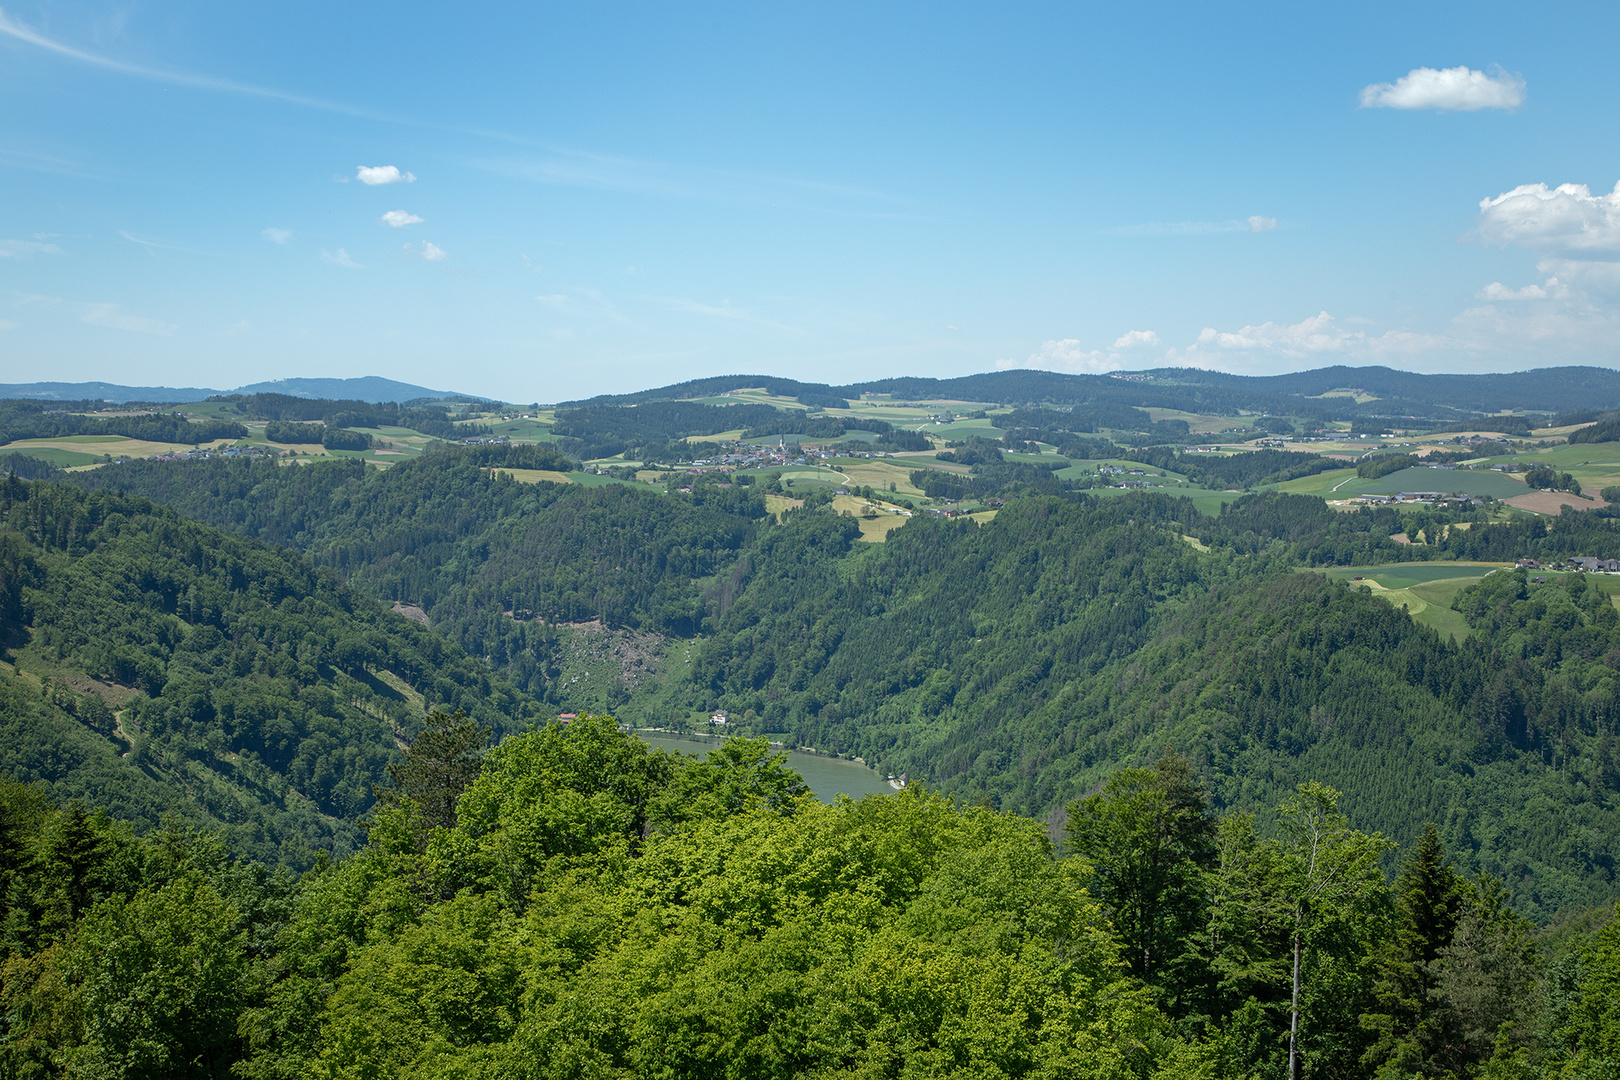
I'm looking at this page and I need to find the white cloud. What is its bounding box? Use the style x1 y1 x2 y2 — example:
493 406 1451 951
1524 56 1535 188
1188 311 1443 361
1478 181 1620 259
261 227 291 244
1247 215 1278 233
79 303 176 335
0 238 62 258
420 241 447 261
996 328 1174 374
1359 66 1525 111
321 248 359 268
0 320 18 330
1112 329 1161 349
356 165 415 185
1477 278 1566 301
380 210 423 228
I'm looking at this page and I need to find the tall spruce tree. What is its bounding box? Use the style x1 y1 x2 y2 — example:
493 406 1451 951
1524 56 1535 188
1363 822 1466 1073
372 708 490 831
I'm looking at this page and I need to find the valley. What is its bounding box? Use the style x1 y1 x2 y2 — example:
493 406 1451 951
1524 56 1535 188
8 365 1620 1077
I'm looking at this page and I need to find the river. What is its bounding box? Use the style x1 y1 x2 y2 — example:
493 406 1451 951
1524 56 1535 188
633 731 894 803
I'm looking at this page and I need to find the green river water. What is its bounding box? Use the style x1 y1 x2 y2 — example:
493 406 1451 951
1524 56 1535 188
633 732 895 803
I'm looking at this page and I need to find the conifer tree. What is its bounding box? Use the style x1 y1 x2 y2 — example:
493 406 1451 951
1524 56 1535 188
372 708 490 831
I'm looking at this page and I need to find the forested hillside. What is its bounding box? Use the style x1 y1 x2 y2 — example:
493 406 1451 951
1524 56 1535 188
71 449 768 697
59 446 1620 914
631 495 1620 918
0 401 245 446
0 480 544 867
4 718 1617 1079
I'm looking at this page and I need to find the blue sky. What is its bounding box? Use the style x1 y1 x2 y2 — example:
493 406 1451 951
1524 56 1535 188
3 1 1619 402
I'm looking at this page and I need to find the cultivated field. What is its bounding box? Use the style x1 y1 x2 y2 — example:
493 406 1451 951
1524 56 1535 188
1504 491 1601 514
489 467 574 485
0 435 226 463
828 494 912 541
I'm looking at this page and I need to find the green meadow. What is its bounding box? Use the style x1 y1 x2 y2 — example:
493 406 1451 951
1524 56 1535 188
1312 562 1507 641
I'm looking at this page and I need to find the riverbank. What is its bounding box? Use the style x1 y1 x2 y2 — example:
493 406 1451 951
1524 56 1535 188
632 729 894 803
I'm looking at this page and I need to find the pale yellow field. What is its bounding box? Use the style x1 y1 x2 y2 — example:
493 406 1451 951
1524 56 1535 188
489 468 574 485
1309 389 1381 403
830 494 912 541
763 494 804 519
3 436 220 458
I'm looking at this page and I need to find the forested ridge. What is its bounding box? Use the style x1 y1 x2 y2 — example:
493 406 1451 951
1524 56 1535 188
53 454 1620 913
70 449 766 696
0 479 545 867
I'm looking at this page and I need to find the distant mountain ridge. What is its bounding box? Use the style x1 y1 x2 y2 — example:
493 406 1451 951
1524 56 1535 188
559 364 1620 420
0 375 481 405
7 364 1619 415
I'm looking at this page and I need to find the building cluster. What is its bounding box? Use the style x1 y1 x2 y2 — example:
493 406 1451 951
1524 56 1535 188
1349 492 1482 507
1517 557 1620 573
674 435 900 474
138 445 273 464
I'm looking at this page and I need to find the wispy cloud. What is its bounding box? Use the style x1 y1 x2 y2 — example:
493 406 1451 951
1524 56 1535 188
1360 66 1525 111
358 166 415 186
116 229 215 255
1478 279 1564 301
655 296 801 333
79 302 176 335
321 248 359 268
0 320 18 330
0 145 100 179
262 227 291 245
535 288 625 321
0 238 62 258
404 242 448 261
380 210 423 227
1107 216 1280 237
0 6 392 120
